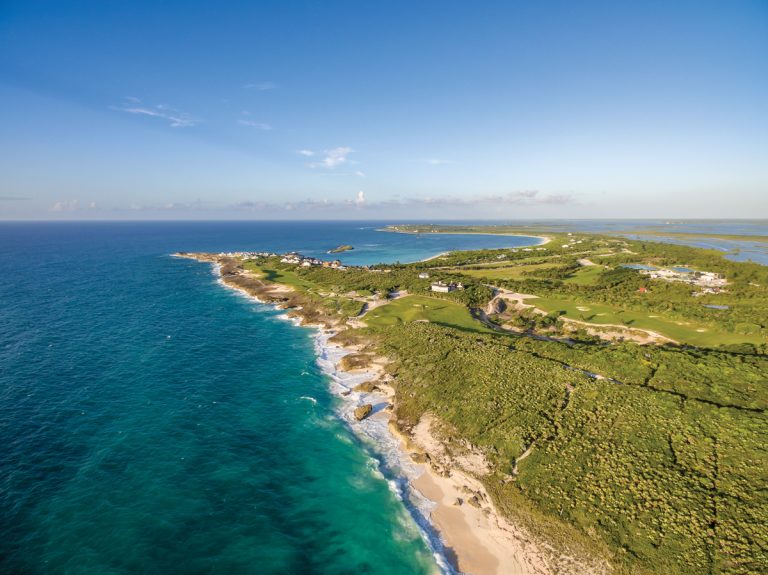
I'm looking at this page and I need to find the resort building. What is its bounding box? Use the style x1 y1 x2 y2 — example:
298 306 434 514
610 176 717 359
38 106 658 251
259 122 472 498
430 281 463 293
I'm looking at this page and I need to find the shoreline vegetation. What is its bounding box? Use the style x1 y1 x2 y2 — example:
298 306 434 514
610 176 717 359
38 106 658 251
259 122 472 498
611 230 768 244
382 223 768 247
175 228 767 575
381 225 553 247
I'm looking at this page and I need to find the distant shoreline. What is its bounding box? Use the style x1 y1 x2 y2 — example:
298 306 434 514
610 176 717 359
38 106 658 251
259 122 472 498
379 226 552 246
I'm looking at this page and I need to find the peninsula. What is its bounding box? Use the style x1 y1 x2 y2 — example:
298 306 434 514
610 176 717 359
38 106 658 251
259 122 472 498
178 228 767 575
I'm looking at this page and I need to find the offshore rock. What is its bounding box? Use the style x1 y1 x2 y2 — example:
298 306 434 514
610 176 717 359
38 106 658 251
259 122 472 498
354 404 373 421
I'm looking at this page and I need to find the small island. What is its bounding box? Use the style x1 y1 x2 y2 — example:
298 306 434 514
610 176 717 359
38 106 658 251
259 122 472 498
329 244 354 254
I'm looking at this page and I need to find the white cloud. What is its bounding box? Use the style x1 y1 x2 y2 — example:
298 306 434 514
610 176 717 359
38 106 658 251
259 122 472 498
309 146 354 169
355 171 366 178
244 81 276 91
114 98 196 127
232 190 574 214
51 200 79 212
238 119 272 130
298 149 315 157
425 158 451 165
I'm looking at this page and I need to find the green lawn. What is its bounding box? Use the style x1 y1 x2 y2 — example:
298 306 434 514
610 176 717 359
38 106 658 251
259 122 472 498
563 265 605 285
243 263 318 291
531 296 762 346
450 262 560 281
364 295 495 334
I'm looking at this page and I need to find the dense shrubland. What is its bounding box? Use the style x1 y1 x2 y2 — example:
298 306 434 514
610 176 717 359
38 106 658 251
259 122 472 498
370 323 768 575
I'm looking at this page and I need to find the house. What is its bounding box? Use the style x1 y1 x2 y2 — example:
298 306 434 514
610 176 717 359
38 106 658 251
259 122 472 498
431 281 463 293
418 272 430 279
431 282 455 293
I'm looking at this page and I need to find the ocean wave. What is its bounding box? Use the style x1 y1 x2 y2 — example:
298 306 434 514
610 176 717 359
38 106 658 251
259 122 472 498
313 330 456 575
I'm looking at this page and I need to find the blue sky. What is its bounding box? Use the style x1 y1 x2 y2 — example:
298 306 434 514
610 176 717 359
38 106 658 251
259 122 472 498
1 0 766 220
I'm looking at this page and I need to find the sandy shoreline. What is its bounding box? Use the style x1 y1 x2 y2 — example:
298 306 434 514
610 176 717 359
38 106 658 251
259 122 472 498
380 228 553 247
173 252 601 575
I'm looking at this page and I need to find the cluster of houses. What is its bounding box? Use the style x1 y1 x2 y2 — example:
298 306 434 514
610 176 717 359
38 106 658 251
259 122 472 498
279 252 346 269
561 234 584 249
496 246 547 260
640 267 727 293
215 250 347 270
217 251 277 259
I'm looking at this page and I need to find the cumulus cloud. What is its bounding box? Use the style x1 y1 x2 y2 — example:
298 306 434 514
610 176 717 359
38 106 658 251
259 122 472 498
232 189 575 213
114 98 196 127
308 147 354 169
51 199 79 212
355 171 366 178
394 190 574 207
298 149 315 157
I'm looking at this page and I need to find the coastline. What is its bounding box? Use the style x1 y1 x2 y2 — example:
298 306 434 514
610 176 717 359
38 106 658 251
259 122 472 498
420 251 450 263
379 228 552 247
174 252 575 575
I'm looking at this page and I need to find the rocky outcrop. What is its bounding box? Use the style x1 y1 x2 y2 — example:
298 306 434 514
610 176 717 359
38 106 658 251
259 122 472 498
338 353 374 372
354 404 373 421
486 296 507 315
353 380 379 393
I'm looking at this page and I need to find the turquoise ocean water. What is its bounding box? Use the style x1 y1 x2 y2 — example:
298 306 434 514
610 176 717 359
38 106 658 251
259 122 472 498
0 222 540 575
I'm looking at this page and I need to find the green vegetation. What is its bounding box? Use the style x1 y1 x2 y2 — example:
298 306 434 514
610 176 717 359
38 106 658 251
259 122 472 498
329 244 354 253
363 295 495 334
227 227 768 574
429 234 768 347
563 264 605 285
370 322 768 575
612 230 768 244
448 261 561 281
531 295 755 346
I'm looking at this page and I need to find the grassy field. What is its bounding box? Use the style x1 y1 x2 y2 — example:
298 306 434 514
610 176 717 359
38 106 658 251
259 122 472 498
563 265 605 285
450 262 560 281
364 295 495 334
612 230 768 243
243 262 320 291
531 295 761 346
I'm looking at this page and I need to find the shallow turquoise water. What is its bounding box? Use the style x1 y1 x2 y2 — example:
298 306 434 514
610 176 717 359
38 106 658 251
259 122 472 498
0 222 542 574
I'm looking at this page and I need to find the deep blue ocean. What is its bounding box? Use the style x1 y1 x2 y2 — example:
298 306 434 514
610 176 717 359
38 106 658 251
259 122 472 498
0 221 541 575
1 220 764 574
